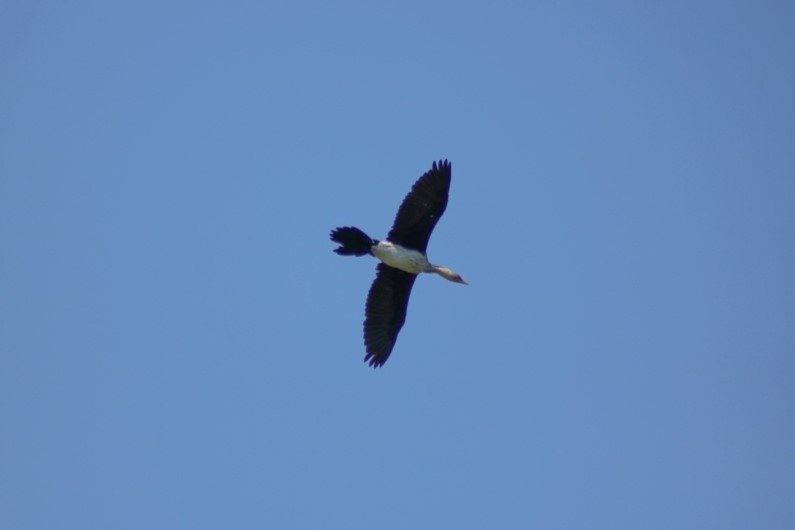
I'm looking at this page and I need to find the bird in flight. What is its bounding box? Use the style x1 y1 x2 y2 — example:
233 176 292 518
330 159 467 368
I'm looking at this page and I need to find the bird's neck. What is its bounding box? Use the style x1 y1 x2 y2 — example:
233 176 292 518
430 264 457 281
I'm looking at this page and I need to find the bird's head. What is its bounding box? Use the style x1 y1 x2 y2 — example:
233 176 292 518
434 266 469 285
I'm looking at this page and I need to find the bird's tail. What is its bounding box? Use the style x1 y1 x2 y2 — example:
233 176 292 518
330 226 376 256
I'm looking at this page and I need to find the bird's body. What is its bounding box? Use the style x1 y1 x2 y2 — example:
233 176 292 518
330 159 467 368
371 241 431 274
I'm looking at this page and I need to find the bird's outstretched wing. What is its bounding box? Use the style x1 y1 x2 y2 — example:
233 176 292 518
387 160 451 253
363 263 418 367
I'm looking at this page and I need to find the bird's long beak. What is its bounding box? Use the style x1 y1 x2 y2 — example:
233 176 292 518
459 278 469 285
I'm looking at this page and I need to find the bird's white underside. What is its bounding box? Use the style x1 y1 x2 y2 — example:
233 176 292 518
372 241 430 274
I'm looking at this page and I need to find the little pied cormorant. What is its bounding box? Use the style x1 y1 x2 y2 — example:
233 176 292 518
330 159 467 368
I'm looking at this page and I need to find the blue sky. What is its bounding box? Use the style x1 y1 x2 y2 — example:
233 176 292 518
2 1 794 528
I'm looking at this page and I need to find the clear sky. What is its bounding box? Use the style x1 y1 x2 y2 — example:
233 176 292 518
2 1 794 528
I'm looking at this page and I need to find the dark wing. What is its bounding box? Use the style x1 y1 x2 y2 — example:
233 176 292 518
386 160 451 253
363 263 418 367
